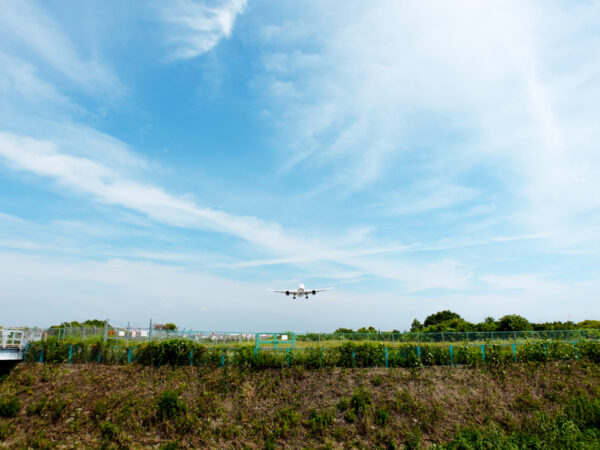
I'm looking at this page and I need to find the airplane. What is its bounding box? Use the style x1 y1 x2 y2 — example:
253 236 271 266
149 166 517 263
269 283 333 299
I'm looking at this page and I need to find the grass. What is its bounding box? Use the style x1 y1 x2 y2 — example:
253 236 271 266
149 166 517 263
0 362 599 447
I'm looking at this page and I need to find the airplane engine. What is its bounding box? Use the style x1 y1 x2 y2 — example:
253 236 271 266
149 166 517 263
312 290 316 295
285 290 290 296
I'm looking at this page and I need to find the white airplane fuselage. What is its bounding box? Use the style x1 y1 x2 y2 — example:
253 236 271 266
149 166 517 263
270 283 331 299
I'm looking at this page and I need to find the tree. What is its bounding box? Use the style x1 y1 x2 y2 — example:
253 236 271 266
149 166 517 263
410 319 423 332
423 310 461 327
356 326 377 333
154 323 177 331
578 320 600 329
475 317 498 332
497 315 531 331
334 328 354 333
50 319 108 329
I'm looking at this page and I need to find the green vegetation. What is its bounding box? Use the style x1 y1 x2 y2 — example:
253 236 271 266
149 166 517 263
1 362 599 447
50 319 108 329
340 310 598 334
22 338 600 369
0 395 21 418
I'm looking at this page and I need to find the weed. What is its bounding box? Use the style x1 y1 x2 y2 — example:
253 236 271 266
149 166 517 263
273 407 300 438
371 374 383 386
337 396 350 411
0 395 21 418
375 407 390 427
93 399 108 420
0 421 14 440
307 408 334 435
404 428 421 450
351 386 372 415
156 390 187 420
160 441 180 450
48 398 67 422
344 408 357 423
26 396 47 416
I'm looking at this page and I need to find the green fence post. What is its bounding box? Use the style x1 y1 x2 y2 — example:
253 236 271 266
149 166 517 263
449 346 454 366
254 347 258 357
481 345 486 362
417 346 421 362
385 347 389 368
68 345 73 364
352 350 356 367
512 343 517 362
127 347 132 364
23 343 29 362
97 350 102 364
286 348 291 367
189 350 194 366
39 347 44 363
221 351 225 367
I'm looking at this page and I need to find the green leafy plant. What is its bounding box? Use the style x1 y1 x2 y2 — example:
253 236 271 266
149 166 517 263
0 395 21 418
156 390 187 421
307 408 334 435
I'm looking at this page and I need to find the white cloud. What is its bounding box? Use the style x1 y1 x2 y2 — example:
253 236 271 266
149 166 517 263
0 130 474 292
0 0 122 96
257 0 600 240
159 0 247 60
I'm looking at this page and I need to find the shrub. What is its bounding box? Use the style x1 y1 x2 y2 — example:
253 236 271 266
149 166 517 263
338 342 385 367
0 395 20 418
455 345 484 366
48 398 67 422
156 390 187 420
375 407 390 427
351 387 372 415
0 421 14 440
307 408 334 435
578 341 600 362
273 407 300 438
371 374 383 386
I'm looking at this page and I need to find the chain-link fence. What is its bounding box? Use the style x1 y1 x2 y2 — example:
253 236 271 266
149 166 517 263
47 326 600 346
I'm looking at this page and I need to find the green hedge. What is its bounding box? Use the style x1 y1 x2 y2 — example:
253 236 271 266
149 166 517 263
22 339 600 369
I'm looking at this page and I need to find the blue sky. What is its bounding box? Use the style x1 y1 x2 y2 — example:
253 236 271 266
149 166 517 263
1 0 599 330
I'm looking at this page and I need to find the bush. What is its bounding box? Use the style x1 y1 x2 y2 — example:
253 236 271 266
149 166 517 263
350 387 371 415
0 395 20 418
156 390 187 420
307 408 334 435
497 315 532 332
375 407 390 426
338 342 385 367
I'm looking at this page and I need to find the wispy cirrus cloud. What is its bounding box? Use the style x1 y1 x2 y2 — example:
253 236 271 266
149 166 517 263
0 130 475 292
0 0 123 96
158 0 247 60
257 0 600 240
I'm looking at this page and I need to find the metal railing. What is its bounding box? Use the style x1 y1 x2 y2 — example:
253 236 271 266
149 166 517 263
1 329 24 349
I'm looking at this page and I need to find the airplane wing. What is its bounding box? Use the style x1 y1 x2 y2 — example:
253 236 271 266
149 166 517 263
312 288 333 293
268 289 297 295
